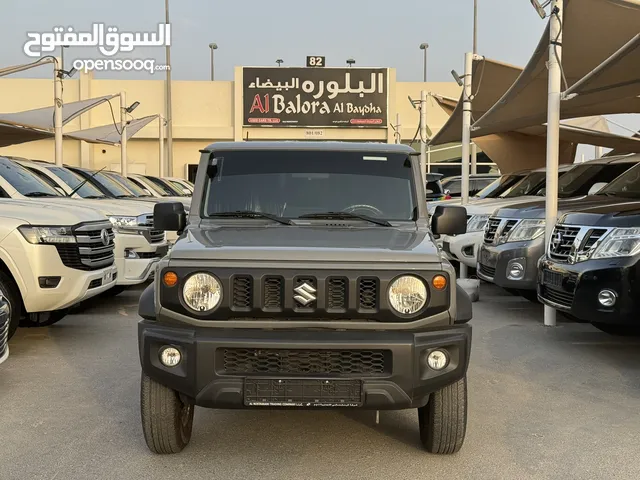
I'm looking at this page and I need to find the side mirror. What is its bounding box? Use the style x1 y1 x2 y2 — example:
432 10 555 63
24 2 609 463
432 205 467 235
154 202 187 232
588 182 607 195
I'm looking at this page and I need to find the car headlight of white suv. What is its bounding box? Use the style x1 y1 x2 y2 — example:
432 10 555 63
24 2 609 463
18 225 76 244
467 214 489 233
108 215 138 231
592 228 640 259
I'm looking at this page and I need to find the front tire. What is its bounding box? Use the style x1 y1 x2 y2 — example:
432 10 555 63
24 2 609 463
141 372 194 454
0 271 21 340
418 376 468 454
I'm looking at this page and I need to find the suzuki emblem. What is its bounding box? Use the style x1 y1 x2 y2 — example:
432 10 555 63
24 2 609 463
294 282 317 306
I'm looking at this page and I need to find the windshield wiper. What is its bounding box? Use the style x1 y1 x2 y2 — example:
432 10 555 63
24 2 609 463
298 212 392 227
115 194 135 198
68 167 106 197
84 195 106 199
25 192 58 197
209 210 293 225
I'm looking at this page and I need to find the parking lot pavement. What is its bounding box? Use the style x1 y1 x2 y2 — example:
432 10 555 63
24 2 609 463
2 284 640 480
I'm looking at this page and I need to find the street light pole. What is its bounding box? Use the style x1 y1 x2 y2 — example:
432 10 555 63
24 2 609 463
346 58 356 68
420 43 429 82
209 43 217 80
420 90 427 186
120 91 128 177
459 52 474 280
164 0 174 176
543 0 563 328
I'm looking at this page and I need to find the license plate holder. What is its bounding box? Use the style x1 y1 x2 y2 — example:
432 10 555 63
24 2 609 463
542 269 562 288
479 248 496 267
244 378 363 407
102 269 113 284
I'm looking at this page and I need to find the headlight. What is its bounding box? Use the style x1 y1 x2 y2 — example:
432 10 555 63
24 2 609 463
18 225 76 244
592 228 640 259
467 214 489 233
183 272 222 312
505 219 545 243
108 216 138 230
388 275 428 315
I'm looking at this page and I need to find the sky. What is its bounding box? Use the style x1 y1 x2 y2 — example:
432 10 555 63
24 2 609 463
1 0 638 145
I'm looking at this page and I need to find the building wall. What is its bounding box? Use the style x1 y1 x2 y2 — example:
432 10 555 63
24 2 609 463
0 69 462 178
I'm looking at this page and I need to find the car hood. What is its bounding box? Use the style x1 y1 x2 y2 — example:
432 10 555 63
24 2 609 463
464 196 542 216
0 198 106 225
559 200 640 228
493 195 628 220
168 225 440 263
41 197 154 216
128 196 191 210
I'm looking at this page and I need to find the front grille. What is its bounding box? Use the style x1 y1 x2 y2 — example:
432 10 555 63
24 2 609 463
232 276 252 310
0 301 9 360
327 277 347 311
148 230 165 243
484 218 502 244
56 222 115 271
548 225 580 262
502 220 519 237
358 277 378 310
263 277 284 310
479 263 496 278
139 215 166 243
539 285 574 308
220 348 390 376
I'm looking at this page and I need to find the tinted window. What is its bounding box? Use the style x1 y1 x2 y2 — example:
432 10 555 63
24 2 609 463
169 180 193 195
105 172 152 197
143 176 179 196
597 163 640 199
481 174 525 198
537 163 636 198
474 178 496 191
0 158 61 197
501 172 548 198
203 150 416 221
45 166 106 197
87 171 136 197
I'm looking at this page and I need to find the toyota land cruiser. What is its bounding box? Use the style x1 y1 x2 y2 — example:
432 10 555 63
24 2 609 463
138 142 472 455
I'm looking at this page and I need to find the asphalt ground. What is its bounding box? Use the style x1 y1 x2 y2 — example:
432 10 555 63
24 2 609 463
1 283 639 480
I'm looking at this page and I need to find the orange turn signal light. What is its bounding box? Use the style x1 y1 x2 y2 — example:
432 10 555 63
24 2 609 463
432 275 447 290
163 271 178 287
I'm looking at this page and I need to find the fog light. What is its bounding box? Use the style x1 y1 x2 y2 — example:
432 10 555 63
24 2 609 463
159 346 181 367
427 349 449 370
462 245 474 257
598 289 617 307
125 248 139 259
507 258 526 280
38 276 61 288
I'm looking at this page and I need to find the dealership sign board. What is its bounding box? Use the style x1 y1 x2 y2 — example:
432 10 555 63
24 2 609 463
243 67 388 128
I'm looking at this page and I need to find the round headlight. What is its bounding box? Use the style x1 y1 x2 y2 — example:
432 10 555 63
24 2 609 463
183 273 222 312
388 276 428 315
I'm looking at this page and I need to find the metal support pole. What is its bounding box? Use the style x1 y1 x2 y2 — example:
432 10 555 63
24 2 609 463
459 52 474 281
595 146 603 158
210 47 215 81
120 91 128 177
159 115 166 177
427 145 431 173
473 0 478 54
471 143 478 174
54 62 63 166
165 0 174 177
543 0 563 328
420 91 428 187
395 113 401 144
423 48 428 82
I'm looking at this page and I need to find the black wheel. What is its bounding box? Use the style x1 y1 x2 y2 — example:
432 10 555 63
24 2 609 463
141 372 194 454
102 286 128 297
0 270 21 340
592 322 640 337
19 309 69 328
519 290 540 303
418 376 467 454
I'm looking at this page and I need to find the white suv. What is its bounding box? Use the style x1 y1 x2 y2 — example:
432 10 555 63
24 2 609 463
0 199 118 337
0 158 169 294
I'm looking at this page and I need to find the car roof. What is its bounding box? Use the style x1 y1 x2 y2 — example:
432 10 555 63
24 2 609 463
201 141 417 154
442 174 500 180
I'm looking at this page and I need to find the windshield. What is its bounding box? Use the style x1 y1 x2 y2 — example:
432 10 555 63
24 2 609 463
90 171 137 197
481 174 525 198
597 163 640 199
104 172 153 197
0 158 62 197
46 166 106 197
203 150 417 221
169 179 193 196
501 172 548 198
144 176 182 196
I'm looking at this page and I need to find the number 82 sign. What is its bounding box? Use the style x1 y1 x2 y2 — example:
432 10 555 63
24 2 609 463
306 56 325 68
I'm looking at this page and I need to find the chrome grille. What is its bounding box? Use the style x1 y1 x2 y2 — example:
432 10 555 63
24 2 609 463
548 225 610 263
56 222 115 271
484 218 519 245
548 225 580 262
484 218 502 244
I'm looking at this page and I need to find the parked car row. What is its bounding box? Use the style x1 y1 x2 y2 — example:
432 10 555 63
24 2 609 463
0 155 195 351
464 153 640 335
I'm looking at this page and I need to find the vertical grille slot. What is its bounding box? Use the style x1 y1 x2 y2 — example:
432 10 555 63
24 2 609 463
358 277 378 311
582 228 607 252
484 217 502 244
232 275 252 310
263 277 284 310
502 219 518 236
549 225 580 262
327 277 347 311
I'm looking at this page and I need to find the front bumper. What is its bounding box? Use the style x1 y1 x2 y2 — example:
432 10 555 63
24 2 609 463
139 322 471 410
477 237 544 290
442 231 484 269
538 256 639 326
114 234 169 286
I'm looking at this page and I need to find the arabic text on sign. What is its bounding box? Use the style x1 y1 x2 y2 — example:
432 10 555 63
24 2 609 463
248 72 385 99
